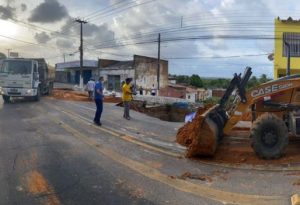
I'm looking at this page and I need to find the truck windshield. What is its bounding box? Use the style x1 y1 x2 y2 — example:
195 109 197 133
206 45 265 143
0 61 32 75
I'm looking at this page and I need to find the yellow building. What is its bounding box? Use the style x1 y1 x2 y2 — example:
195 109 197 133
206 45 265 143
274 17 300 79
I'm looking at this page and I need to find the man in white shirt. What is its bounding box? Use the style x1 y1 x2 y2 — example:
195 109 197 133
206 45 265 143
86 78 95 100
151 84 156 96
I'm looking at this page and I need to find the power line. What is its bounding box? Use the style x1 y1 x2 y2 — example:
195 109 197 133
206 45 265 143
83 0 132 19
164 53 269 59
87 0 155 22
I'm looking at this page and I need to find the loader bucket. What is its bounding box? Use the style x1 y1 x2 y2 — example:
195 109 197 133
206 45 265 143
185 105 226 157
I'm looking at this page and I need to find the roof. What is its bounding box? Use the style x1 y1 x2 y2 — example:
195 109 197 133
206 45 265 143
101 60 133 70
134 54 168 63
277 17 300 23
168 83 186 89
186 87 198 93
56 60 98 69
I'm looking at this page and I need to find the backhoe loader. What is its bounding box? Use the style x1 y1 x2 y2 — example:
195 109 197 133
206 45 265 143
189 66 300 159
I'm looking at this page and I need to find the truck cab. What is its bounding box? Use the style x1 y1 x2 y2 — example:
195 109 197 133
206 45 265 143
0 58 42 102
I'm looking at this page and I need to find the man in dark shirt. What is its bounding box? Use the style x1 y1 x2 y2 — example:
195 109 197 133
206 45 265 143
93 76 104 126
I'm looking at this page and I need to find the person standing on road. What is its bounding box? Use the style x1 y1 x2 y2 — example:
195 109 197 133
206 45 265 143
86 78 95 100
122 78 133 120
151 84 156 96
94 76 104 126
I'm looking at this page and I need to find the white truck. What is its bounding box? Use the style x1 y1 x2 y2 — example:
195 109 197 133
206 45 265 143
0 58 54 103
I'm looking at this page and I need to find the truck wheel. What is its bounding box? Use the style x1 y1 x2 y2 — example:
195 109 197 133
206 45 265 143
34 87 41 101
250 113 288 159
2 95 10 103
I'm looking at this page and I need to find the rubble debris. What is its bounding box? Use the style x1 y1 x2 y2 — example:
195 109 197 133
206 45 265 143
178 172 213 182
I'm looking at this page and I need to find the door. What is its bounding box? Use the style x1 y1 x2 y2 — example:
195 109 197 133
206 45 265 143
107 75 121 91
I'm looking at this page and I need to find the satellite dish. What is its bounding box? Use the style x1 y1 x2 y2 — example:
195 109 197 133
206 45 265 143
268 53 274 61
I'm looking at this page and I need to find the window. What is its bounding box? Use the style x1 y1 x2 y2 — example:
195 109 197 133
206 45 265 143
283 32 300 57
34 63 38 73
0 60 32 74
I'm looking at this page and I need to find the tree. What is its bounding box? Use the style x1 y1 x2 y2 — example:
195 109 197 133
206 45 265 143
175 75 190 85
0 52 6 59
247 76 259 89
259 74 268 84
190 74 203 88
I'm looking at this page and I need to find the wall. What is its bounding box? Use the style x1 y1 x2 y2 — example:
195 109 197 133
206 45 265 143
274 18 300 79
186 92 197 102
55 71 68 83
99 68 134 90
99 59 120 68
134 55 168 90
159 86 186 98
212 89 226 98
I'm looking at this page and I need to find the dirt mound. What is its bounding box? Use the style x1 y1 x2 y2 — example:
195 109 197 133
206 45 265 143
52 89 90 101
52 89 122 103
176 105 216 157
208 133 300 165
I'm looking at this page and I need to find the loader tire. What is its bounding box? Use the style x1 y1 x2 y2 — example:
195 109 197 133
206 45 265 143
250 113 288 159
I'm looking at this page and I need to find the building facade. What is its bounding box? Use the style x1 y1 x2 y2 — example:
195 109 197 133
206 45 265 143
274 17 300 79
134 55 169 91
55 60 98 84
99 55 169 93
98 60 134 92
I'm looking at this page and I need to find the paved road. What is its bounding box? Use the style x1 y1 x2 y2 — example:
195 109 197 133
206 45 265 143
0 97 298 205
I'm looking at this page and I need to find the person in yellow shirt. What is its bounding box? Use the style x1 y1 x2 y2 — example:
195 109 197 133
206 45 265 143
122 78 133 120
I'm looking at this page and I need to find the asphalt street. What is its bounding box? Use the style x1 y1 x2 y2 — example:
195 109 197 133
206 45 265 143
0 96 299 205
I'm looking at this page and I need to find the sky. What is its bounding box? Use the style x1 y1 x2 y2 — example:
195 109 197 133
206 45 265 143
0 0 299 78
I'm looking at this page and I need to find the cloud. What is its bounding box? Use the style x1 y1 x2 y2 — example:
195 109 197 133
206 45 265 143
56 17 115 51
21 3 27 12
34 32 51 43
0 5 15 19
56 39 74 49
28 0 68 23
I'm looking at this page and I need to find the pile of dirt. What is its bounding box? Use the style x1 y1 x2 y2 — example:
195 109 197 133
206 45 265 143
176 104 252 157
52 89 90 101
205 133 300 165
176 105 214 157
51 89 122 103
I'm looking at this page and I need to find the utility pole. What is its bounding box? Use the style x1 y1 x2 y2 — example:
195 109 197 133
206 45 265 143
180 16 183 28
157 33 161 91
75 18 87 88
284 41 291 76
6 49 11 58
